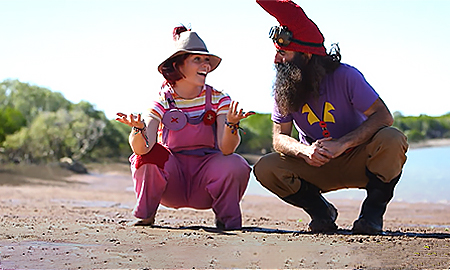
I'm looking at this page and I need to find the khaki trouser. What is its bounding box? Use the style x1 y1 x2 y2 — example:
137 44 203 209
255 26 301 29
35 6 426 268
253 127 409 198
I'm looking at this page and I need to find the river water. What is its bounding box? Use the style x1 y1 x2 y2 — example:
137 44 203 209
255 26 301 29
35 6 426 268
245 146 450 204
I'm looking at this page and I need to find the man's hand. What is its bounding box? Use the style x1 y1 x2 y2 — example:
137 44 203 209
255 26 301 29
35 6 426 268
303 139 333 167
317 137 348 159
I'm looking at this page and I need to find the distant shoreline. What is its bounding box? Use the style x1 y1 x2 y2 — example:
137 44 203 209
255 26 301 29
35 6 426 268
408 138 450 149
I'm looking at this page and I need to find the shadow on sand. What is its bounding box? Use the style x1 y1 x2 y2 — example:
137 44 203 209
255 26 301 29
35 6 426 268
130 223 450 239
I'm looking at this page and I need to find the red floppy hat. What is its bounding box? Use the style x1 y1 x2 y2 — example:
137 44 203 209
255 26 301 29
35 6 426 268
257 0 326 56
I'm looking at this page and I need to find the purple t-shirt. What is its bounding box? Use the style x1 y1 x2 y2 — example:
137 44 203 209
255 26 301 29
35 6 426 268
272 63 379 144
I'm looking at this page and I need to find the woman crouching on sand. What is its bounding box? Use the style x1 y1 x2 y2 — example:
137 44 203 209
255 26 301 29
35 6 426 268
116 26 254 230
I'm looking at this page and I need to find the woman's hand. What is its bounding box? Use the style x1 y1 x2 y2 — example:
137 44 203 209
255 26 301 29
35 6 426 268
116 112 145 129
218 101 254 155
226 100 255 124
116 112 158 155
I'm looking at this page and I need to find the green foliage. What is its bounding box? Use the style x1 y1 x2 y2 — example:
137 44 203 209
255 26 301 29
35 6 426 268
393 111 450 141
404 129 424 142
1 79 71 124
238 113 273 154
0 106 26 143
3 109 106 163
88 120 132 162
0 79 129 163
238 113 300 154
71 100 105 120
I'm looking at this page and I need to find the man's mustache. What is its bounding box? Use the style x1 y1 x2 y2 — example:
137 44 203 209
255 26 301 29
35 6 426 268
275 62 302 82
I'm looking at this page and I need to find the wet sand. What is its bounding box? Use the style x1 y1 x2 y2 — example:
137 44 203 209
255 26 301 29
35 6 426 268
0 163 450 269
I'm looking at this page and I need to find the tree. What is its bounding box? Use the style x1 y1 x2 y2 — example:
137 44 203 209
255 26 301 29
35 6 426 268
0 79 71 124
0 79 133 163
239 113 274 154
88 120 132 162
393 111 404 119
0 106 26 143
3 109 106 163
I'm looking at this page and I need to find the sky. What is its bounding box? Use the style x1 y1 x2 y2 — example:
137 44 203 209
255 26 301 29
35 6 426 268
1 0 449 120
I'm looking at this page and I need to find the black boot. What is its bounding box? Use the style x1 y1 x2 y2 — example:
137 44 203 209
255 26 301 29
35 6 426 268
282 179 338 233
352 169 401 234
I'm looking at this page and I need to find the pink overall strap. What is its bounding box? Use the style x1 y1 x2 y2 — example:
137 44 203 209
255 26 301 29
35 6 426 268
164 90 177 109
205 85 212 110
161 88 178 144
204 85 219 149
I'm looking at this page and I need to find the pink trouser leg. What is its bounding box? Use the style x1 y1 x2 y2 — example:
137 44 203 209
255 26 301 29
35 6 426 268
195 153 251 229
130 154 184 219
131 163 166 219
162 153 251 229
131 152 250 229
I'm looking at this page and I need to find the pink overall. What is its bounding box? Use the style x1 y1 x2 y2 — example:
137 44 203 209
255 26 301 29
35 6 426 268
129 86 251 229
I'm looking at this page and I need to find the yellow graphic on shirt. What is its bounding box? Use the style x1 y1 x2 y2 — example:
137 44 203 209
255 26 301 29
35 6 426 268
323 102 336 123
302 104 320 125
302 102 336 125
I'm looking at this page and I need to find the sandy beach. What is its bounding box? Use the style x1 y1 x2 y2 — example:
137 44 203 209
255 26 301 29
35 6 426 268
1 158 450 269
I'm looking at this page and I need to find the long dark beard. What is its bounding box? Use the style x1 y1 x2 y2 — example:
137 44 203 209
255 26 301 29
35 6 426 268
273 61 310 116
273 52 334 116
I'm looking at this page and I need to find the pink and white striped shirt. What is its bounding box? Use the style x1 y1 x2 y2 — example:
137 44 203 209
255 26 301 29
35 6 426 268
147 84 231 122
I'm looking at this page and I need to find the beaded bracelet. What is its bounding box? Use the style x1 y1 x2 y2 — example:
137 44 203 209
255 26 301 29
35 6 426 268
225 120 244 135
132 122 149 147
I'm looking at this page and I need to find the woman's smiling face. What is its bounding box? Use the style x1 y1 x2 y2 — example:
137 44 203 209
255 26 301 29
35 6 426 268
178 54 212 87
